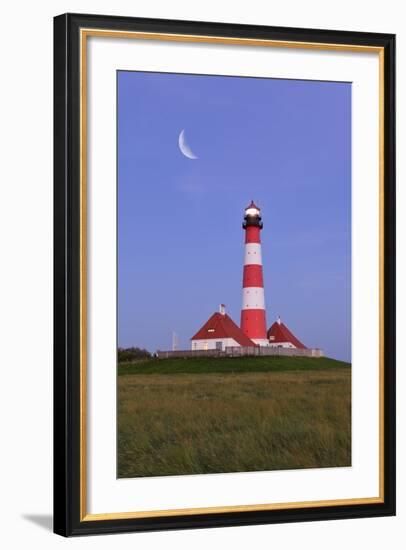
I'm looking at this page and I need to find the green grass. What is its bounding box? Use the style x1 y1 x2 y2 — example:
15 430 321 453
118 355 350 376
117 357 351 478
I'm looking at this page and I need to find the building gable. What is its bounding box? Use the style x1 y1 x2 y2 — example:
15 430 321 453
191 312 256 347
267 320 307 349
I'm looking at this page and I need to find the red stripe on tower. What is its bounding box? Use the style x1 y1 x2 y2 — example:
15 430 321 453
240 201 269 346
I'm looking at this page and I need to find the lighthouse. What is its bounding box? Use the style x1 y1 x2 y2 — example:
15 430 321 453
240 201 269 346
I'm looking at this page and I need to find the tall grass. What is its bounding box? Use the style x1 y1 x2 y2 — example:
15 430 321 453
118 355 349 376
117 363 351 478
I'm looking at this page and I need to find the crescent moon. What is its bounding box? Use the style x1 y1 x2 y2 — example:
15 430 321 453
178 129 198 160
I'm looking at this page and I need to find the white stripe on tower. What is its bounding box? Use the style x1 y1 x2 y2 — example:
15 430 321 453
241 287 265 310
244 243 263 265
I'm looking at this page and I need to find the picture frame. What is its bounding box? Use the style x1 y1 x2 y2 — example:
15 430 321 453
53 12 396 536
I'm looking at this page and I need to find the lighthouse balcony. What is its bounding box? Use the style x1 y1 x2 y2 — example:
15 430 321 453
243 219 263 229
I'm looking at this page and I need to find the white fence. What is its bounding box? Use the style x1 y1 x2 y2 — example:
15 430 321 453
156 347 323 359
225 346 323 357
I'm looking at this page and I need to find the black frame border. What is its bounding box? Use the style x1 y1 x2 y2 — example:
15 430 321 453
54 12 396 537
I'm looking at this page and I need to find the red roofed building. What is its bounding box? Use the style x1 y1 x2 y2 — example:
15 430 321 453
191 305 256 351
267 316 307 349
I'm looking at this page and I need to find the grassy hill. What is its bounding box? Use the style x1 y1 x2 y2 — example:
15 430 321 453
117 356 351 478
118 355 349 376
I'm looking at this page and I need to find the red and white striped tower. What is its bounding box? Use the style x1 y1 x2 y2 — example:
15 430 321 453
240 201 269 346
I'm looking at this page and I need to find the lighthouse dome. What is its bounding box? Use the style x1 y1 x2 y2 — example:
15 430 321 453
245 201 260 217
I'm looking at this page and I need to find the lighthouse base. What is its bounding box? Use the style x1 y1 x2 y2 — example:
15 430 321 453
251 338 270 347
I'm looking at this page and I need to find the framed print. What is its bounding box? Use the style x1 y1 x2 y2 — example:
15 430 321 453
53 13 396 536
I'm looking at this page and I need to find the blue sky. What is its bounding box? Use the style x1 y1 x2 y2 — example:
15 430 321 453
117 71 351 362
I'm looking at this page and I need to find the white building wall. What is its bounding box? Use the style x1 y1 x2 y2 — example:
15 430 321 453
252 338 270 347
191 338 239 351
268 341 296 349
